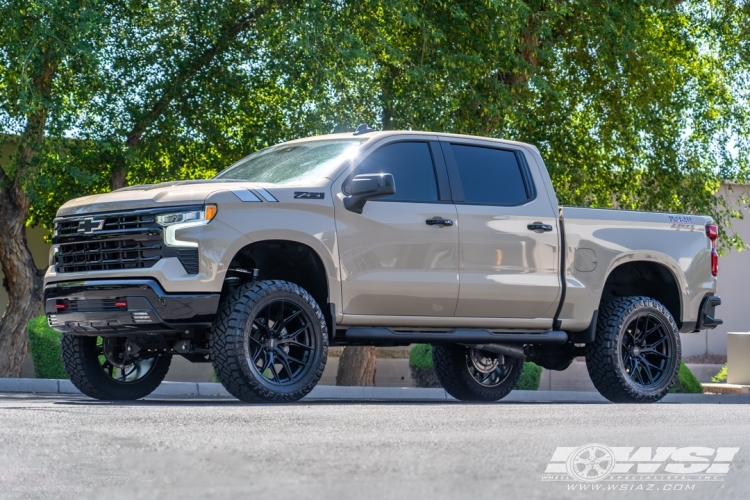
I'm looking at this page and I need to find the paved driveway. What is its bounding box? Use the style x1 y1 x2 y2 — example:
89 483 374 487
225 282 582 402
0 393 748 500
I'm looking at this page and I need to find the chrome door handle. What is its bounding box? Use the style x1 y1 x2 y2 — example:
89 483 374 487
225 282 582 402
527 222 553 233
426 217 454 227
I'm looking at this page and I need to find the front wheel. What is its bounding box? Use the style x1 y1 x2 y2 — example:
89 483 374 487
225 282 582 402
586 296 681 403
209 280 328 403
432 344 524 401
61 335 171 400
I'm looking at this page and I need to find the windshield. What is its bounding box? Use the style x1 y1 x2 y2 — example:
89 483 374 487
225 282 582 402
214 138 367 184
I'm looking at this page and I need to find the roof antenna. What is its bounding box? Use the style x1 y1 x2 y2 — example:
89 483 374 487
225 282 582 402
353 123 377 136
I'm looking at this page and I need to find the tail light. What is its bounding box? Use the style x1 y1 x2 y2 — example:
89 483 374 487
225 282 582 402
706 224 718 277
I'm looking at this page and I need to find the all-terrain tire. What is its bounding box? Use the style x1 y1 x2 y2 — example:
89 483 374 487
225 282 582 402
432 344 524 402
585 296 681 403
61 335 172 400
209 280 328 403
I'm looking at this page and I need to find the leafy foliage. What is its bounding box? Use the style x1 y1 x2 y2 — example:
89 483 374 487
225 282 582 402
2 1 748 248
27 315 67 379
515 362 542 391
711 364 728 383
671 361 703 394
409 343 434 371
409 344 441 387
316 0 750 249
6 1 750 250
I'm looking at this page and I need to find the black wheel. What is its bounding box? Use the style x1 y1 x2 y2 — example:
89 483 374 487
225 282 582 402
585 296 681 403
61 335 171 400
432 344 524 401
209 280 328 403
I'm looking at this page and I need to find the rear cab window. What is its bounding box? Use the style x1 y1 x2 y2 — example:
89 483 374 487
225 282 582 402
447 143 534 205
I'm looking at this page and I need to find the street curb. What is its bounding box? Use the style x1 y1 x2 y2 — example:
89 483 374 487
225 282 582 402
702 383 750 395
0 378 59 394
1 378 748 403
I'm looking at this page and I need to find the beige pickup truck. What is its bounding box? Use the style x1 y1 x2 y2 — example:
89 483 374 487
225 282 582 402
44 128 722 403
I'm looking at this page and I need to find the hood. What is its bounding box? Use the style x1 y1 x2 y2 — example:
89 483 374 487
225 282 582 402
57 179 255 217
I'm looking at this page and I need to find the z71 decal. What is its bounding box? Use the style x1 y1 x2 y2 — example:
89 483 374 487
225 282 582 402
294 192 325 199
668 215 693 224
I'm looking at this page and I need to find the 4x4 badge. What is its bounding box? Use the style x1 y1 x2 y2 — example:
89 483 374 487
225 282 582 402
77 218 104 234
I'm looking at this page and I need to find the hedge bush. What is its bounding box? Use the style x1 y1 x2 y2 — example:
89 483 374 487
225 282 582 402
670 362 703 394
27 315 68 379
409 344 541 390
515 362 542 391
711 364 728 383
409 344 441 388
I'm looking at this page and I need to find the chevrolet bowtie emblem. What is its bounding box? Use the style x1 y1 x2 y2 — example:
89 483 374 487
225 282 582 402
77 218 104 234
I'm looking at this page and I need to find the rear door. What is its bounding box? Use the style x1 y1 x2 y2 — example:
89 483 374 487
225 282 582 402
441 139 561 319
334 138 459 317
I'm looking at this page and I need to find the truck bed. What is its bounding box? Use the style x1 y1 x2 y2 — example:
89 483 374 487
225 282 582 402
559 206 715 331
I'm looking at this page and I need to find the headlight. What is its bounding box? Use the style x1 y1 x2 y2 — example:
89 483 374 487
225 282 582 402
49 246 58 267
157 205 217 226
160 204 217 248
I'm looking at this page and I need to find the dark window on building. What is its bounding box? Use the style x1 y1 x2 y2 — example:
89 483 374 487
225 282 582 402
450 145 531 205
353 142 439 202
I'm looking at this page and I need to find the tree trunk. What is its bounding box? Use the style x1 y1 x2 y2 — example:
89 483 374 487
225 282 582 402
0 109 47 377
110 168 127 191
0 212 44 377
379 63 399 131
336 346 377 386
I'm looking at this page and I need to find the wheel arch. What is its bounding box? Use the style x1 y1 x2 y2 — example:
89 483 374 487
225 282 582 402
598 258 684 328
223 238 337 330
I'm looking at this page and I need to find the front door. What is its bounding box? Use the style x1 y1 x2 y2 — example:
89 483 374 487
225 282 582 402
441 140 561 319
334 138 459 317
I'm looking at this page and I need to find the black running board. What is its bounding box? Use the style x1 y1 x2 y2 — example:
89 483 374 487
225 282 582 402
343 328 569 345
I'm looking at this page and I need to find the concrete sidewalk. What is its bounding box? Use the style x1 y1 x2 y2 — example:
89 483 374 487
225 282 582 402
1 377 749 403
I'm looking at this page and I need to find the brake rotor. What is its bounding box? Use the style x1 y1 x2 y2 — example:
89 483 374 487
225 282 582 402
469 348 499 374
102 337 128 369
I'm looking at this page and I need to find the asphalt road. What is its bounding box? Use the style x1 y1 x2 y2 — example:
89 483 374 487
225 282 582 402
1 393 749 500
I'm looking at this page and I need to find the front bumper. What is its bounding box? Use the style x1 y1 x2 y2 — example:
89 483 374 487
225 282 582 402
695 295 723 330
44 279 220 336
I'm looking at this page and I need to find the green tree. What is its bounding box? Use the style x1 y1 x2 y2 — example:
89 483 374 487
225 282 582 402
0 0 306 376
26 0 321 227
316 1 750 236
0 0 110 376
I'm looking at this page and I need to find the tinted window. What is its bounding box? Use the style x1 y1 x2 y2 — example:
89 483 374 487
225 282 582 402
451 145 530 205
353 142 439 202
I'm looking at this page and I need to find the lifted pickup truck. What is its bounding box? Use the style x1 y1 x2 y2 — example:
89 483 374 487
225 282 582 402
45 129 723 403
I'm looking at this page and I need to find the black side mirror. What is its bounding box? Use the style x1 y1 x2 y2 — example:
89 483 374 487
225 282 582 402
344 173 396 214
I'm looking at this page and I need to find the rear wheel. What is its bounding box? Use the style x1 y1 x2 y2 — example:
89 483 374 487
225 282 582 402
61 335 171 400
432 344 524 401
209 280 328 403
585 296 680 403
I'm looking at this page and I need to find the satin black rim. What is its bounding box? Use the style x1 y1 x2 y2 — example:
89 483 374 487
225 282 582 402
244 299 317 387
465 348 513 388
619 313 675 389
96 337 156 384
